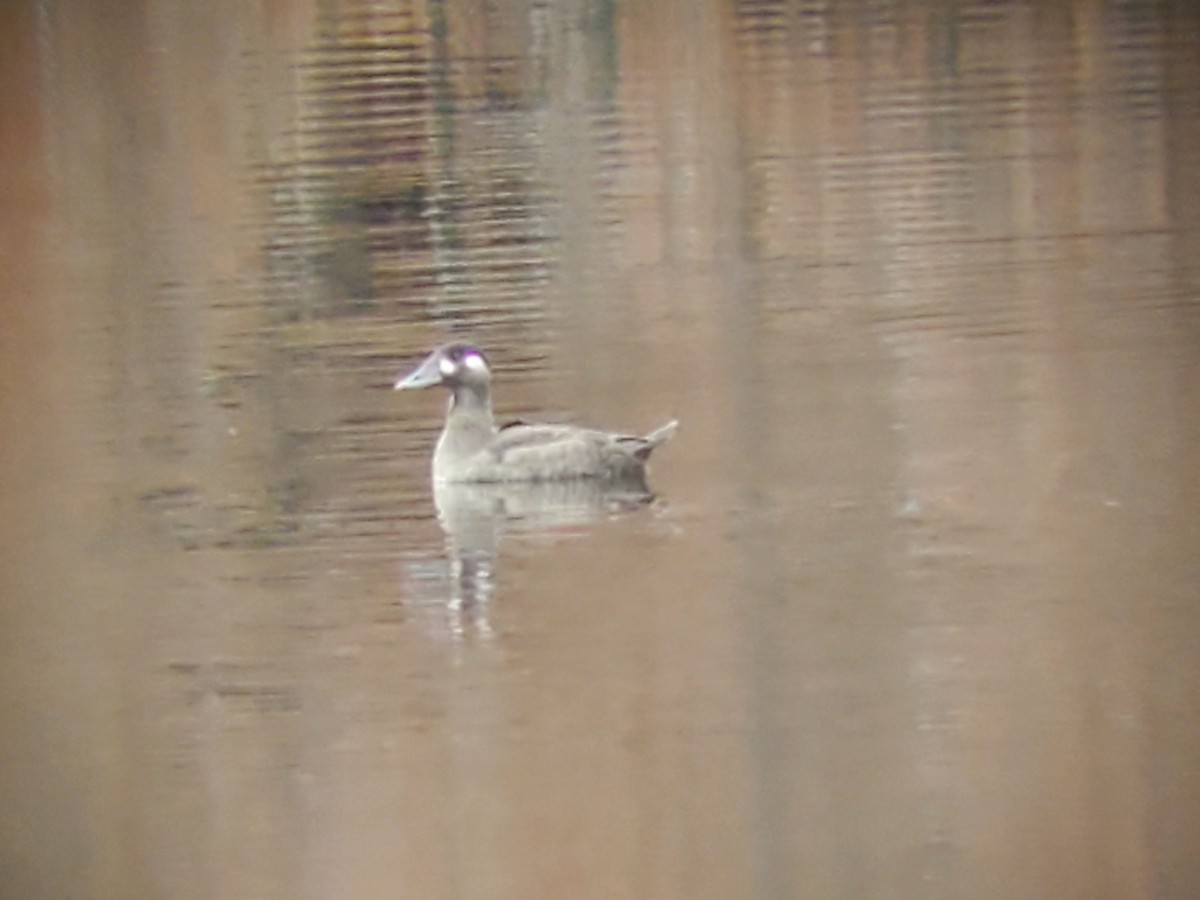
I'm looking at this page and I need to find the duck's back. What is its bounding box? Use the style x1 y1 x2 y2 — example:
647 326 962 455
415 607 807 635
438 420 676 483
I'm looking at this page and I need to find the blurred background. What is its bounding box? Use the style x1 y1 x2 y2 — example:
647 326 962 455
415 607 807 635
2 1 1198 897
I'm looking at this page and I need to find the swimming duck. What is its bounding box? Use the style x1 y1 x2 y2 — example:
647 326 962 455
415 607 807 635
395 343 677 484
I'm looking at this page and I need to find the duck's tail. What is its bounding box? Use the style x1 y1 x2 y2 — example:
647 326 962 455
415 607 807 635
633 419 678 460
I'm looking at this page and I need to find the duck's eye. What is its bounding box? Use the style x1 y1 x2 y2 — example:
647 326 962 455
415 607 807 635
462 352 487 372
438 357 457 376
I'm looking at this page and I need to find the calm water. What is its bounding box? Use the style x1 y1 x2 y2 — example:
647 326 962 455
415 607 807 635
2 1 1199 898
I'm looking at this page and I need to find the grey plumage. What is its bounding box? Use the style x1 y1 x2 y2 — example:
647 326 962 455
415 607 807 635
395 343 677 484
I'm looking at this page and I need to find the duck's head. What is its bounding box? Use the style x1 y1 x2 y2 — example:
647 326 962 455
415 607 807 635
394 343 492 392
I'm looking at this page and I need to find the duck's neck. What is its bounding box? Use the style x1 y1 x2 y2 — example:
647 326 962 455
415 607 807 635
449 382 494 423
438 382 497 460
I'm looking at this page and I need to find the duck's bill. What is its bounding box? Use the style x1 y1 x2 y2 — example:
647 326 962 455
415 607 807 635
394 352 443 390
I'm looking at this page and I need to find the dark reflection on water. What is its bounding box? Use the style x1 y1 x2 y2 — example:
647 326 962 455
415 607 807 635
3 0 1200 898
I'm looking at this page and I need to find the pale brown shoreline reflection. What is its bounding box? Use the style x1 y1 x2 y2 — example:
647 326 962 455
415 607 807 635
2 1 1200 898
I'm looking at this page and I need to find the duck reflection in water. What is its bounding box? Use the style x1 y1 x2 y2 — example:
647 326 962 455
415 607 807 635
433 478 661 627
396 343 676 634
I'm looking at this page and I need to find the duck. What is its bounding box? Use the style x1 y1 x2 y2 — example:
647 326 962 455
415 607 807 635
395 342 677 484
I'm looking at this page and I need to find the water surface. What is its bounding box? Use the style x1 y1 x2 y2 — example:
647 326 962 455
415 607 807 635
2 1 1199 898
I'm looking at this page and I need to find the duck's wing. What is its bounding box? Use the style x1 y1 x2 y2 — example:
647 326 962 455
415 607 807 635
481 421 672 481
479 424 618 480
489 423 582 455
488 424 600 464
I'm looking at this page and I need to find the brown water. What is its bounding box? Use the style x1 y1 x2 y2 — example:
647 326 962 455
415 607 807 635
3 2 1199 898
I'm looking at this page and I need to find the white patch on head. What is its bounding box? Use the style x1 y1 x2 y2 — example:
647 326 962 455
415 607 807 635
438 357 457 376
463 352 487 372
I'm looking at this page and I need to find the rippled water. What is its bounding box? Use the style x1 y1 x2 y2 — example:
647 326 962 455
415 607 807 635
2 1 1199 897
